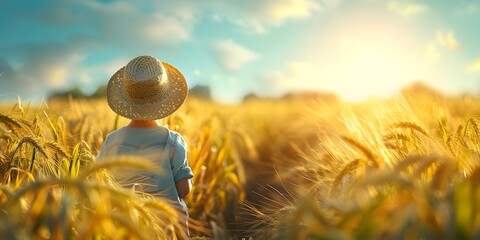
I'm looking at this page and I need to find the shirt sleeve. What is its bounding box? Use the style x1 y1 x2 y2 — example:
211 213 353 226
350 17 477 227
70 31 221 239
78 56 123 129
170 132 194 182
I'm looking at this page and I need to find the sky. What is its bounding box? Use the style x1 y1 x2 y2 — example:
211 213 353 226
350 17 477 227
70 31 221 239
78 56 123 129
0 0 479 103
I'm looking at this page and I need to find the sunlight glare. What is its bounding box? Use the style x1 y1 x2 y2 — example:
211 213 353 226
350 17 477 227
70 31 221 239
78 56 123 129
303 14 420 102
333 43 407 101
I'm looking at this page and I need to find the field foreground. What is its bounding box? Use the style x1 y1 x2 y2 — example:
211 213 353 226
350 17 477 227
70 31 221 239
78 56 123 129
1 91 480 239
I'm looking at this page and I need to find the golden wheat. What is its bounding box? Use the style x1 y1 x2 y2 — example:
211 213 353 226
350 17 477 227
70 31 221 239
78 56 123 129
340 136 380 167
392 121 429 137
2 92 480 239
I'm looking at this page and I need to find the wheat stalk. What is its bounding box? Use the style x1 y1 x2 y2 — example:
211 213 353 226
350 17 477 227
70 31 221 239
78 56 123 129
392 121 429 137
44 141 70 159
340 136 380 167
330 159 359 196
383 132 411 142
0 113 22 130
11 136 47 159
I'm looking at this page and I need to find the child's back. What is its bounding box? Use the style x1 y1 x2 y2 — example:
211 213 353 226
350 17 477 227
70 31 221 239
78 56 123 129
97 125 193 213
97 55 193 238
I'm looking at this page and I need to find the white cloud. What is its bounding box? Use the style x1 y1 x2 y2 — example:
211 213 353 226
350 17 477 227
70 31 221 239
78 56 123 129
467 59 480 72
257 61 319 97
227 18 266 34
388 0 428 17
0 46 84 101
1 0 204 100
210 39 260 73
262 0 322 24
424 43 440 64
79 57 131 86
216 0 330 34
62 0 326 37
436 30 460 50
19 44 84 89
140 15 191 43
86 1 194 49
41 0 198 50
422 30 460 64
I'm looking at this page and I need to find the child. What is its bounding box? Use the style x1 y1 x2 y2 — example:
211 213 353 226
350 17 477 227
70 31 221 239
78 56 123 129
96 55 194 238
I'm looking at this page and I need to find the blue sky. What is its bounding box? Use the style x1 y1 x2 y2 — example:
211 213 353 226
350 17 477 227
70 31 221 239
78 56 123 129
0 0 479 103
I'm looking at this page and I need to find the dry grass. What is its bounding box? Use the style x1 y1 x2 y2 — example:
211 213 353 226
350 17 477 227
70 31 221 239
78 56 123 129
2 91 480 239
0 96 247 239
243 94 480 239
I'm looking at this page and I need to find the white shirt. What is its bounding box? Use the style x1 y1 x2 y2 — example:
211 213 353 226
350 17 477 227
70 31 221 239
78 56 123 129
96 125 194 213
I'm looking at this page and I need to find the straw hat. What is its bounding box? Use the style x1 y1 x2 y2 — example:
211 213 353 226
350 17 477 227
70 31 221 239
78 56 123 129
107 55 188 120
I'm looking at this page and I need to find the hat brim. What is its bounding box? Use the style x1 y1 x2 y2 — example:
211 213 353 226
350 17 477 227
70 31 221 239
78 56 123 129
107 61 188 120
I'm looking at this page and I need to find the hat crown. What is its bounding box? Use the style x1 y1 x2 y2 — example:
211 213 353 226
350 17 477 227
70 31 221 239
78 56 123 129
124 56 164 82
107 55 188 120
122 56 169 105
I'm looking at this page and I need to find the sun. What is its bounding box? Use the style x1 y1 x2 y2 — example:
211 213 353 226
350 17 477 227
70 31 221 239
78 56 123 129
302 13 422 102
329 38 411 101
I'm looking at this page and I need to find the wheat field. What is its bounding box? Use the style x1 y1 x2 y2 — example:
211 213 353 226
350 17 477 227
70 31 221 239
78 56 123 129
1 89 480 239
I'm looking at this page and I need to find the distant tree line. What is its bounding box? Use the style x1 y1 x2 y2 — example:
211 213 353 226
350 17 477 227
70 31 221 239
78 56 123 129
48 81 453 102
48 84 213 100
48 85 107 100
